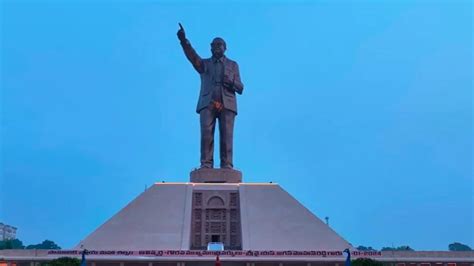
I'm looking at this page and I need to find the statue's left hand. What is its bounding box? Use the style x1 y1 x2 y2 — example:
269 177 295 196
223 75 234 89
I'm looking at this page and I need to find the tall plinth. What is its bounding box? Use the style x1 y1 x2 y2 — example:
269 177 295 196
190 168 242 183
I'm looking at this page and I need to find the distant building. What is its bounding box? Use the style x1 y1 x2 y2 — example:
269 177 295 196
0 223 17 241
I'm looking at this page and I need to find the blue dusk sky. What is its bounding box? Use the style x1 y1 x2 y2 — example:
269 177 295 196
1 1 472 251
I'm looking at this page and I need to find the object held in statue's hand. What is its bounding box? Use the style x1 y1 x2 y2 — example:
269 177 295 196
212 100 223 112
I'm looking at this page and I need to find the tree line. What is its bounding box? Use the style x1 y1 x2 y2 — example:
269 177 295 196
356 242 472 251
0 239 61 250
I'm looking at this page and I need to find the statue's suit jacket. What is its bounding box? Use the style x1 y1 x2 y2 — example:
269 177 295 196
180 39 244 114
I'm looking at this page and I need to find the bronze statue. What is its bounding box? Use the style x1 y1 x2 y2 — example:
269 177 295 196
177 23 244 169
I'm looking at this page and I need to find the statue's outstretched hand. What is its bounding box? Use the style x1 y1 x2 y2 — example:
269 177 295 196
177 23 186 42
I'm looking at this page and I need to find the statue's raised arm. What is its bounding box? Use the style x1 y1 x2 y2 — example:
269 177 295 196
177 23 204 73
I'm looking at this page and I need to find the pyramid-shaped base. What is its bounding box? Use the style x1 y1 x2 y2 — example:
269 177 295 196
77 182 351 250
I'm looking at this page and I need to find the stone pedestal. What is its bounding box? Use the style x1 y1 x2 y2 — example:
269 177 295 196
190 168 242 183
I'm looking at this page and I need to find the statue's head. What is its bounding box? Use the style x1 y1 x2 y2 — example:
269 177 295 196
211 37 226 58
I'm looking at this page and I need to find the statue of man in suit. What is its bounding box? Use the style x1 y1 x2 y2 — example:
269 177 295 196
177 24 244 169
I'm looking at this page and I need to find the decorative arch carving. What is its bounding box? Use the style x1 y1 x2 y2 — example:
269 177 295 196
207 196 225 207
191 191 242 250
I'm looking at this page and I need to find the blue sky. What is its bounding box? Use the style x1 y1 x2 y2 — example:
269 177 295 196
1 1 472 250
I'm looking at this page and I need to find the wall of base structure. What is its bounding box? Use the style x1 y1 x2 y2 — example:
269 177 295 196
2 260 474 266
76 182 350 251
